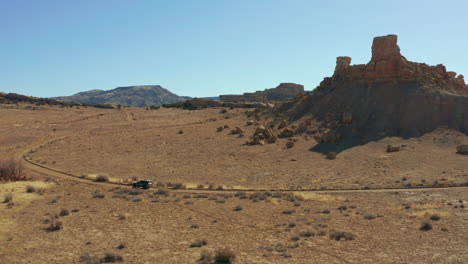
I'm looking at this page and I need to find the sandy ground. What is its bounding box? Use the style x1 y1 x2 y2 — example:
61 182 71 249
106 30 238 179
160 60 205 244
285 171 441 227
0 103 467 263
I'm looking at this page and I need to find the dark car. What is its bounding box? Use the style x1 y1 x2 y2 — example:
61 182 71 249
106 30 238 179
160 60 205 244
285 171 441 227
132 180 153 189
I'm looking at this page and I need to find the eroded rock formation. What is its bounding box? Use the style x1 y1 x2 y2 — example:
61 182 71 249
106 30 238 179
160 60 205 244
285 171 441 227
274 35 468 142
220 83 304 102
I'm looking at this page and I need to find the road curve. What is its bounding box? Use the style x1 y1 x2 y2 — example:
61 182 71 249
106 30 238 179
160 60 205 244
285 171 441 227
16 131 468 194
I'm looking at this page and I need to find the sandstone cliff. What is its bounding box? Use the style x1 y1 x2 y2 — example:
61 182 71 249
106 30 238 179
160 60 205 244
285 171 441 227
274 35 468 142
220 83 304 102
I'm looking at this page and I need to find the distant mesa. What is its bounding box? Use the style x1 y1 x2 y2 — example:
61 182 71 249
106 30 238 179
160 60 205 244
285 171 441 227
272 34 467 150
220 83 304 102
54 85 190 107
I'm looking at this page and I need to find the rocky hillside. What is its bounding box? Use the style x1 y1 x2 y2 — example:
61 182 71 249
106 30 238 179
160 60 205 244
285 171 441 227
269 35 467 145
54 85 190 107
220 83 304 102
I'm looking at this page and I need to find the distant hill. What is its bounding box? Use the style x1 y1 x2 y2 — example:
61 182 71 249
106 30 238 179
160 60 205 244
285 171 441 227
54 85 190 107
0 92 114 108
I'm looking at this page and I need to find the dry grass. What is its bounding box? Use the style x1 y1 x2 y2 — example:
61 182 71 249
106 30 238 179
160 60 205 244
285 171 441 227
0 158 26 181
3 193 13 203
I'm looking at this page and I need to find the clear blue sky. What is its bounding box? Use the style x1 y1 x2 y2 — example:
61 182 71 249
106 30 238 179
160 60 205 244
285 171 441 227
1 0 467 98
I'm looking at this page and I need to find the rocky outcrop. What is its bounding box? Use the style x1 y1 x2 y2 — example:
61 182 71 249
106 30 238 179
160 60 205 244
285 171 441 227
220 83 304 102
274 35 468 143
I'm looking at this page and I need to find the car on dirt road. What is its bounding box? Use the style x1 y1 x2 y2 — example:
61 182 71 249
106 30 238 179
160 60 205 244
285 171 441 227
132 180 153 189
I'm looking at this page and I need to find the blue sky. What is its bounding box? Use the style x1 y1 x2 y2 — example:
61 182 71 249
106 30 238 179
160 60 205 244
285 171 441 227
1 0 467 98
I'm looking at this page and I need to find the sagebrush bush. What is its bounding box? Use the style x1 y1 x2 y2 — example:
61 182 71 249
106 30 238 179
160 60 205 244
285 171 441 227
420 222 432 231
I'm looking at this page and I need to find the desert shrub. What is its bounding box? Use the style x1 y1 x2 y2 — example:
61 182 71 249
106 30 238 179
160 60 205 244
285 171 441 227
117 242 126 250
430 214 441 221
364 214 377 220
132 197 143 202
92 190 105 199
420 222 432 231
322 209 331 214
26 185 36 193
184 200 193 205
233 205 243 211
183 194 191 199
299 231 315 237
80 253 100 264
329 230 356 241
101 251 123 263
338 205 347 211
290 235 300 241
190 239 208 248
0 159 26 181
95 175 109 182
293 202 301 207
3 193 13 203
286 141 294 149
46 217 63 232
59 208 69 216
282 209 295 215
214 248 236 264
198 250 213 264
215 199 225 204
71 209 80 213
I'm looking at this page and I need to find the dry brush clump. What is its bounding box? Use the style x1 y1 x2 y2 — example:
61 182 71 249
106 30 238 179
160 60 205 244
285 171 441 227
45 216 63 232
190 239 208 248
0 158 26 182
95 174 109 182
328 230 356 241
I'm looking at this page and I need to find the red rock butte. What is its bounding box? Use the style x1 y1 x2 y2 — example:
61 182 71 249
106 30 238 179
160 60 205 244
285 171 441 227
275 34 468 141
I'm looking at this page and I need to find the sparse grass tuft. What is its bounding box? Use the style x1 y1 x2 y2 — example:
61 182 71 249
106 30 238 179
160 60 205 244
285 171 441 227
233 205 243 211
3 193 13 203
282 209 295 214
198 250 213 264
190 239 208 248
